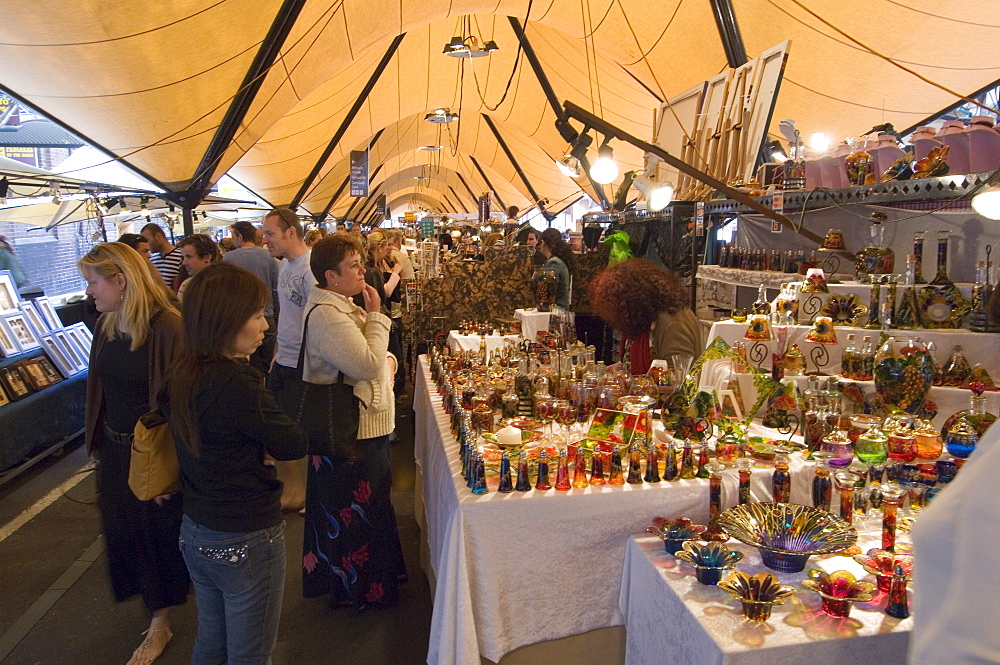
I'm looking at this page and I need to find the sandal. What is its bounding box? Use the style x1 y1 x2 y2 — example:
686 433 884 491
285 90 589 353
127 627 173 665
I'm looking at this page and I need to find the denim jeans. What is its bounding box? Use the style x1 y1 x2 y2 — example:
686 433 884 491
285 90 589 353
180 515 286 665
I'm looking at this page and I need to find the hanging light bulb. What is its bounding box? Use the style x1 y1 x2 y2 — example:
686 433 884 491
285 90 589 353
590 142 618 184
811 132 830 153
972 185 1000 220
633 173 674 212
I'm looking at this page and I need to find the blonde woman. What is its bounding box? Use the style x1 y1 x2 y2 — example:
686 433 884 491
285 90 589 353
79 243 189 665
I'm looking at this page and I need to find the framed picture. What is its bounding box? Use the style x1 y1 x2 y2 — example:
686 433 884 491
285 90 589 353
0 271 18 315
19 301 50 339
33 297 62 332
35 356 64 385
19 358 50 390
2 313 40 351
41 334 76 377
0 366 32 400
69 322 93 351
0 382 10 407
64 327 90 367
54 330 86 372
0 321 19 358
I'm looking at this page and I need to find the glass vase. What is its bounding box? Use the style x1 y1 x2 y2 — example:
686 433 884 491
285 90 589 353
856 222 895 280
873 338 935 414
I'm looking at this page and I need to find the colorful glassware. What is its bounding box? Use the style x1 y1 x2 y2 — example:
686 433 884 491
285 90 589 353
855 219 895 278
854 548 914 594
719 571 796 622
873 337 935 414
772 450 791 503
646 517 708 555
802 569 875 618
675 541 744 585
805 316 838 344
880 484 907 552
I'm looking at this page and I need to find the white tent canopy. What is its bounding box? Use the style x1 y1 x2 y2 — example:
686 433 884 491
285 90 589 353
1 0 997 219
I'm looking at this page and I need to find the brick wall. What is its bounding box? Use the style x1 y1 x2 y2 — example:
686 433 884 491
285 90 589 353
2 219 117 299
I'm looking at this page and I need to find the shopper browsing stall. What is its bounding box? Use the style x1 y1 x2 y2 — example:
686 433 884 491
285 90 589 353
175 234 221 301
78 242 189 665
537 228 574 309
164 262 307 665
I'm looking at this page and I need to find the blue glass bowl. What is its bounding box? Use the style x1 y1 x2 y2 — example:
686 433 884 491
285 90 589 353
716 503 857 573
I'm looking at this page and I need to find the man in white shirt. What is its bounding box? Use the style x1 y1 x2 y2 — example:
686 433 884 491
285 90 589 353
262 207 316 512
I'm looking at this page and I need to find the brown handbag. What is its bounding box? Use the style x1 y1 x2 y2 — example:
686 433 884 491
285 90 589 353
128 408 179 501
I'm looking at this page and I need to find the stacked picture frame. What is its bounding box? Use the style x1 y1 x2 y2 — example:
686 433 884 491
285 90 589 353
0 270 92 405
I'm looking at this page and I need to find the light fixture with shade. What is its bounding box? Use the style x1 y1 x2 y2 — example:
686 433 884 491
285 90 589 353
763 139 788 163
555 132 593 179
811 132 830 153
418 145 443 151
590 141 619 184
972 185 1000 220
443 17 499 58
633 172 674 212
425 108 459 123
556 154 581 178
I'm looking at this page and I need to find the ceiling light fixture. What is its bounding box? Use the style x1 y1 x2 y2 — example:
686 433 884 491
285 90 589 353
418 145 443 151
972 185 1000 220
590 141 619 185
556 154 581 178
443 18 499 58
633 172 674 212
425 108 459 124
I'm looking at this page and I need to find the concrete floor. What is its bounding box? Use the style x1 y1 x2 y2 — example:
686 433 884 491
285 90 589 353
0 398 432 665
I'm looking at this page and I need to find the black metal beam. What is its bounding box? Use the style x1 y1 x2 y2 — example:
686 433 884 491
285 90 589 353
560 100 821 244
709 0 748 68
481 114 552 220
448 185 473 211
0 83 169 192
553 195 583 217
291 33 405 208
468 156 507 212
182 207 196 237
188 0 308 198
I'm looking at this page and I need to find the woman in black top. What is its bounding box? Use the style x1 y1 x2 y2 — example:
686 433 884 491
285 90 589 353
79 242 189 665
165 263 307 665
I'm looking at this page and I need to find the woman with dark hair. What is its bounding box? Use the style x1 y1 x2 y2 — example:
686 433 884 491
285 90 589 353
165 262 306 664
538 227 575 309
588 258 705 374
176 234 221 301
78 242 189 665
301 235 407 609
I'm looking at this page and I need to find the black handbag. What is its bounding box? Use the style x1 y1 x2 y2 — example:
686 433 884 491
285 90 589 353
295 304 362 459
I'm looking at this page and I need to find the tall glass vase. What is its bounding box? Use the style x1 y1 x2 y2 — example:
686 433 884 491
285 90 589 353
855 221 895 280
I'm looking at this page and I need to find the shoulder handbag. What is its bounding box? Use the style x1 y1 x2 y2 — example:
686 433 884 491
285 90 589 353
129 408 178 501
296 304 363 460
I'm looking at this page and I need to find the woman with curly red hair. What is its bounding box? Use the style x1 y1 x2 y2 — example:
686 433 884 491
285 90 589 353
588 258 705 374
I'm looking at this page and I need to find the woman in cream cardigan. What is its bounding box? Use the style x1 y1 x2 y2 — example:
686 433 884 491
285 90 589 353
299 235 407 609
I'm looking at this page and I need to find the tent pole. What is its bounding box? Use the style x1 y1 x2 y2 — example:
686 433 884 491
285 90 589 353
468 156 507 212
481 114 552 221
708 0 748 68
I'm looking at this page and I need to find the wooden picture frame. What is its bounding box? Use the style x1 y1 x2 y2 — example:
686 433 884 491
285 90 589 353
0 365 32 400
41 334 76 377
19 301 50 339
35 356 64 385
33 297 62 332
2 313 40 352
19 358 51 390
0 271 18 315
0 381 10 407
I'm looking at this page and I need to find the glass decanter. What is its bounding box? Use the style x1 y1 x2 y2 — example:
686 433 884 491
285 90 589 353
940 389 998 442
752 283 771 315
945 418 979 459
840 334 857 379
855 220 895 280
821 427 855 468
895 254 922 330
930 230 953 285
969 261 995 332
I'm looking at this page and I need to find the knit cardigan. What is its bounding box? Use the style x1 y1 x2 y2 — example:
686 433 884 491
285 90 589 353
301 285 395 440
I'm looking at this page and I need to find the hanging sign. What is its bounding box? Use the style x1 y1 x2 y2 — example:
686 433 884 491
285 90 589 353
375 194 387 218
478 192 491 225
420 216 436 239
350 150 369 197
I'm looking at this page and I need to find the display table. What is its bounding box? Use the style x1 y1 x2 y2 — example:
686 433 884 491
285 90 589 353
619 533 912 665
414 356 817 665
514 308 552 343
446 331 520 355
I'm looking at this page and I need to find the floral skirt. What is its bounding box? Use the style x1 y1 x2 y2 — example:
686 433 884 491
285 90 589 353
301 435 407 608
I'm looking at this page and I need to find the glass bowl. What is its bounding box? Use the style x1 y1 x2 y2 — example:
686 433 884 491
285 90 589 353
716 502 858 573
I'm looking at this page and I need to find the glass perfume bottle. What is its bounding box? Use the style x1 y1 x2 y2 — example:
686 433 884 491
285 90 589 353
752 284 771 315
896 254 922 330
812 451 833 512
856 220 895 279
707 461 725 522
858 336 875 380
865 276 883 330
821 427 855 468
804 399 830 455
535 449 552 490
930 230 953 285
498 450 514 493
941 346 974 387
680 440 697 479
737 458 753 505
608 446 625 485
515 450 531 491
772 450 791 503
554 448 571 490
572 446 589 488
589 448 606 485
664 439 680 481
841 334 857 378
471 453 488 495
885 562 911 619
834 470 861 524
912 231 927 284
886 425 918 463
696 442 711 479
782 344 806 377
945 418 979 459
940 389 998 443
626 443 643 484
880 484 907 552
643 443 661 483
969 261 994 332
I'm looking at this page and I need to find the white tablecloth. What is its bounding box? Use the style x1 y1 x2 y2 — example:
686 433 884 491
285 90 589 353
514 308 553 343
414 356 817 665
620 533 912 665
446 331 519 355
707 320 1000 430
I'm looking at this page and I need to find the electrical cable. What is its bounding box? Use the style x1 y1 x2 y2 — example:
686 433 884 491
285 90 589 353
468 3 532 112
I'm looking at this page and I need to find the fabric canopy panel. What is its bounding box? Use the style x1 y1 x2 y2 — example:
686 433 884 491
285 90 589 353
1 0 998 215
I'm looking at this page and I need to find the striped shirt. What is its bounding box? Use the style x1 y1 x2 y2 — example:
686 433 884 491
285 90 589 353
151 248 183 285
